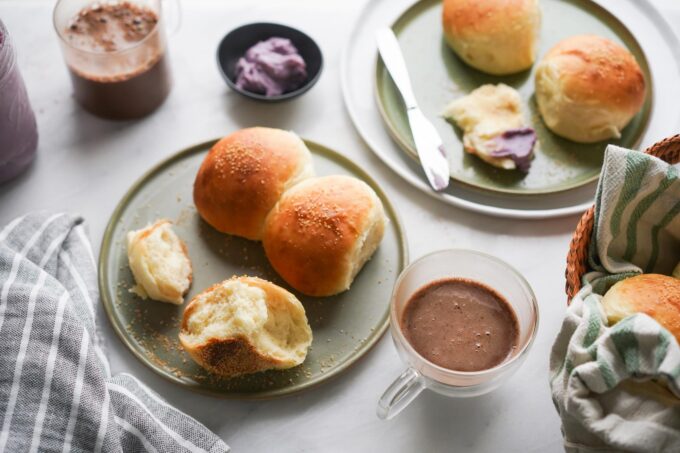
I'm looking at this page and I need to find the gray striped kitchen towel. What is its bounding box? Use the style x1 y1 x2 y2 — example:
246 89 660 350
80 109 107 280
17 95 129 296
0 212 229 452
550 145 680 453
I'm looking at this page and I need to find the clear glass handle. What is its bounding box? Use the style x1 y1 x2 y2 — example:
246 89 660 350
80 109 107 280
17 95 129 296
163 0 181 35
377 367 425 420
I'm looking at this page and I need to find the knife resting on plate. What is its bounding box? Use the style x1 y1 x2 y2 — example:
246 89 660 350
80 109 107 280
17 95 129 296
375 28 450 191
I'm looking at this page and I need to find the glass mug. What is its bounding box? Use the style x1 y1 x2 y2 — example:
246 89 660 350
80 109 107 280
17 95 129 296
377 249 539 420
53 0 180 119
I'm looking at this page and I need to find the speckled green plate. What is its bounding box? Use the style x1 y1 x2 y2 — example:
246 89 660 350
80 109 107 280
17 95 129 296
99 139 407 399
376 0 652 195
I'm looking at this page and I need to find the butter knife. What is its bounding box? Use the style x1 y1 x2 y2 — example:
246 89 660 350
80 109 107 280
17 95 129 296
375 28 450 191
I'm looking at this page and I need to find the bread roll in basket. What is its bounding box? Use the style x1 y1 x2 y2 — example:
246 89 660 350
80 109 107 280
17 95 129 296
565 134 680 302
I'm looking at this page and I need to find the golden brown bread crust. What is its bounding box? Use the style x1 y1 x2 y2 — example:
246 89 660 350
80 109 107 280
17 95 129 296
179 276 309 377
193 127 312 241
262 175 380 297
542 35 645 113
442 0 534 38
181 334 287 377
441 0 540 75
602 274 680 343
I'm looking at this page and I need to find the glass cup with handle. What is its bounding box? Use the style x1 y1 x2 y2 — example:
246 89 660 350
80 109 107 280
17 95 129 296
53 0 180 119
377 249 539 420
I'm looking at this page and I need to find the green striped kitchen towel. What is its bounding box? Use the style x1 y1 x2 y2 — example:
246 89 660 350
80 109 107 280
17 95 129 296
550 145 680 453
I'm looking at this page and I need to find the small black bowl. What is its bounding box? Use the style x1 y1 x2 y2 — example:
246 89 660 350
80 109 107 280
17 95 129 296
217 22 323 102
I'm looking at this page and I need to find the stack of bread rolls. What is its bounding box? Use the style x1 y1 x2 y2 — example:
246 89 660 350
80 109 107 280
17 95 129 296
193 127 387 297
126 127 387 378
180 127 387 377
442 0 647 145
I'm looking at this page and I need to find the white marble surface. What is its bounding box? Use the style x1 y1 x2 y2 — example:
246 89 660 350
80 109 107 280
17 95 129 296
1 1 678 451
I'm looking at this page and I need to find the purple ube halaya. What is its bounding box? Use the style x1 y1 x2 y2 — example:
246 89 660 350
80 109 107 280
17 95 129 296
490 128 537 173
443 84 537 172
234 37 307 97
0 20 38 184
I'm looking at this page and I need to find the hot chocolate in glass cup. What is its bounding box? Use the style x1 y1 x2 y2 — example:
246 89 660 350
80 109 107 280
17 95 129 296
53 0 178 120
377 249 539 420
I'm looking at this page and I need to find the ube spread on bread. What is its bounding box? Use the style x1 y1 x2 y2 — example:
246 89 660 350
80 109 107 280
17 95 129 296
444 84 537 172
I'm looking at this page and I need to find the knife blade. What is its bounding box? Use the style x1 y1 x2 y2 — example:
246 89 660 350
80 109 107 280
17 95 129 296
375 28 450 191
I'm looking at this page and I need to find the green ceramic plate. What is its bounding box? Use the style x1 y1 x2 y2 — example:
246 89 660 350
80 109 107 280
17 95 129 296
375 0 652 195
99 139 407 399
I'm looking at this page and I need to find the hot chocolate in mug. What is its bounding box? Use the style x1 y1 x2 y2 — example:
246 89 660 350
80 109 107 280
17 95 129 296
377 249 539 420
53 0 180 119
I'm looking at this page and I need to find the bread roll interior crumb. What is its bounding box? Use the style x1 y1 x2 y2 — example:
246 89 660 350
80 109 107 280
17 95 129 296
179 277 312 376
127 220 192 305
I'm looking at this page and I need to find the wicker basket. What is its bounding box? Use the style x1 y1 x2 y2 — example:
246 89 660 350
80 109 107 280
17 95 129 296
565 134 680 303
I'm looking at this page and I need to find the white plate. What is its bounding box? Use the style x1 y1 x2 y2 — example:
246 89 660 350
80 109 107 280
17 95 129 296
341 0 680 219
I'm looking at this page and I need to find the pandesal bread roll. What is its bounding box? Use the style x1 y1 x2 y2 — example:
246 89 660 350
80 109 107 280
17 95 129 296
535 35 646 143
263 175 387 297
617 380 680 406
442 0 541 75
602 274 680 343
179 276 312 377
127 220 192 305
193 127 314 240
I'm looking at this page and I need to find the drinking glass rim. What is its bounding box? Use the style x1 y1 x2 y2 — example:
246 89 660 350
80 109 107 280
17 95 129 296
52 0 164 56
390 248 540 379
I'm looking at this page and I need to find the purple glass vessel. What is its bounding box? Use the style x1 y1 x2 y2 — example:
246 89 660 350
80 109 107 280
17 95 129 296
0 19 38 184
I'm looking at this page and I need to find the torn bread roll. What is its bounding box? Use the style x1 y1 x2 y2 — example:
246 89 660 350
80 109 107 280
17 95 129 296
127 220 192 305
179 276 312 377
444 84 536 171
